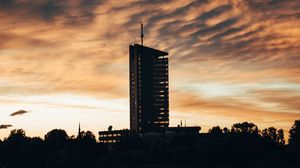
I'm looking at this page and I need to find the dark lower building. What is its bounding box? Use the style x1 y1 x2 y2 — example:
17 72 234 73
165 126 201 135
98 127 201 144
164 126 201 143
98 129 134 143
129 44 169 134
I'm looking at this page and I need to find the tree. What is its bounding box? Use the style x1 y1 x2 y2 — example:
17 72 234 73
208 126 223 136
262 127 277 142
287 120 300 162
8 129 26 139
223 122 263 163
6 129 27 147
223 127 230 134
277 129 285 145
44 129 69 148
81 131 96 144
231 122 258 134
261 127 285 146
289 120 300 147
3 129 28 167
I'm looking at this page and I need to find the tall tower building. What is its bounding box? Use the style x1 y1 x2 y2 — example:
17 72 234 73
129 38 169 133
99 25 201 143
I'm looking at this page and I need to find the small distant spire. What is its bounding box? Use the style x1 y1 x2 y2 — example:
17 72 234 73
180 120 182 127
141 22 144 46
78 122 81 137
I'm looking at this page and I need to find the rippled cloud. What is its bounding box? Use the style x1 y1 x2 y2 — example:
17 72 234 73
0 0 300 136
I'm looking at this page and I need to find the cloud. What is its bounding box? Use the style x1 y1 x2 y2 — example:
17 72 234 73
0 0 103 25
0 124 13 129
10 109 29 116
171 89 300 130
197 4 232 22
0 0 299 135
0 0 299 98
250 89 300 112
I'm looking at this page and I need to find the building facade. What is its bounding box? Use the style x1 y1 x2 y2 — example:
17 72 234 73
98 129 134 143
129 44 169 134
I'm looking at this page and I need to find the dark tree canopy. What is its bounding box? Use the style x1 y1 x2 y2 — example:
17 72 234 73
0 121 300 167
231 122 259 134
6 129 27 144
289 120 300 147
262 127 277 141
45 129 69 141
208 126 223 136
277 129 285 145
81 130 96 144
8 129 26 139
44 129 69 148
223 127 230 134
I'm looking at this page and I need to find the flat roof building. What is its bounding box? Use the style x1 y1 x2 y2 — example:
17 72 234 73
98 129 134 143
129 44 169 134
98 24 201 143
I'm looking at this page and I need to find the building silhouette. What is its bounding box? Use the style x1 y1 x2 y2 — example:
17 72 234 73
99 24 200 143
129 44 169 133
98 129 133 143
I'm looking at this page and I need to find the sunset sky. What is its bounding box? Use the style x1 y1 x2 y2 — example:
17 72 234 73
0 0 300 139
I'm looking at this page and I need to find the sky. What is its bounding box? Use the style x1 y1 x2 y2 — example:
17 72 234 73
0 0 300 139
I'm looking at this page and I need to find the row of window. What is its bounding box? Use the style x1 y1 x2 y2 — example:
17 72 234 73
99 133 122 137
99 140 118 143
153 121 169 124
153 85 169 89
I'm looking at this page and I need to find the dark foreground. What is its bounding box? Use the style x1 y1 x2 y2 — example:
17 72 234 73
1 120 300 168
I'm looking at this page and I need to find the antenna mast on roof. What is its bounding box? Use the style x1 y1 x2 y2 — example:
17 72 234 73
141 22 144 46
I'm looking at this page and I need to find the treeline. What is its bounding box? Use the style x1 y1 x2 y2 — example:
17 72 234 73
0 120 300 168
